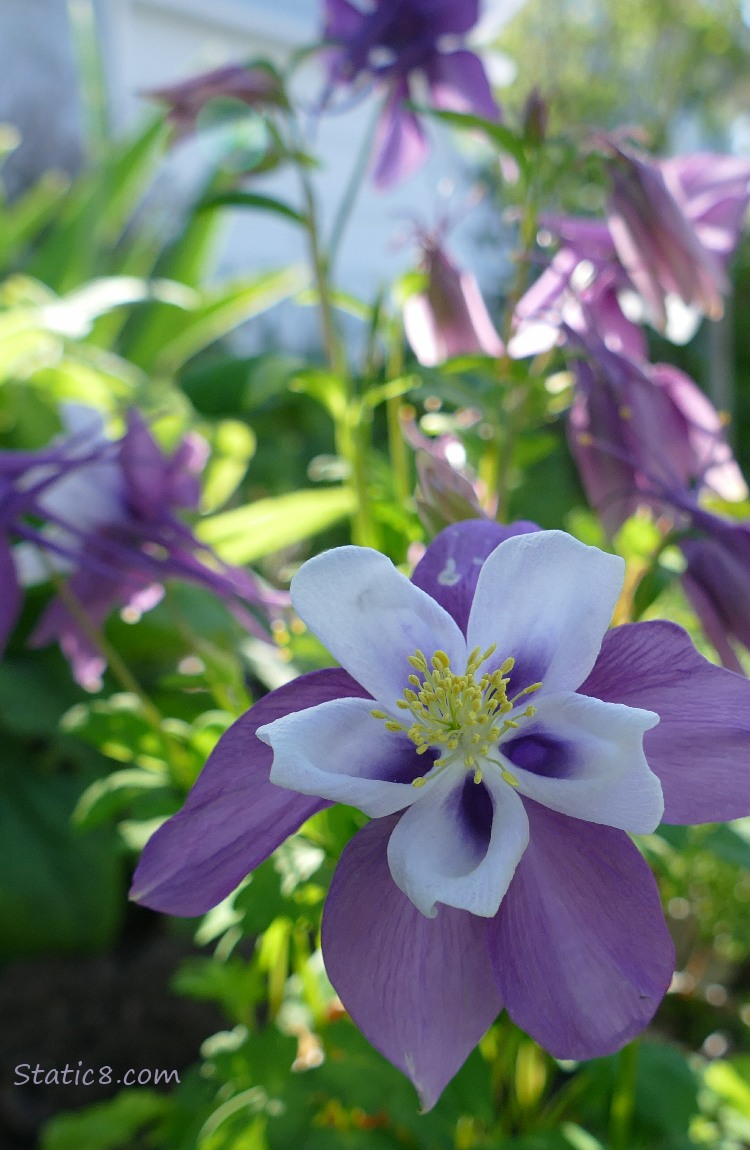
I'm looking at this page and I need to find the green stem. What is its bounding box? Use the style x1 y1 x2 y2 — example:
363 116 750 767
327 101 380 271
292 122 376 546
51 574 163 729
609 1039 640 1150
386 330 411 509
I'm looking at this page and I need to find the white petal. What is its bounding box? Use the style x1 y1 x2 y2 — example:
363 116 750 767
466 531 624 694
502 691 663 833
291 546 466 707
386 768 530 918
258 697 421 818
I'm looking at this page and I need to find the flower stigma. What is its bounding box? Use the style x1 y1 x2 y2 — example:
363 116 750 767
371 646 542 788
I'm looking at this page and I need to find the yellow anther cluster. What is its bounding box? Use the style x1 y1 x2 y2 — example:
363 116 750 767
372 646 542 789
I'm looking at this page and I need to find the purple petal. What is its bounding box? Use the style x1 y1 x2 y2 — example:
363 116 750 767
323 0 363 39
426 50 499 120
322 814 502 1111
410 519 539 634
580 620 750 824
372 82 429 188
682 567 744 674
489 799 675 1059
130 669 366 915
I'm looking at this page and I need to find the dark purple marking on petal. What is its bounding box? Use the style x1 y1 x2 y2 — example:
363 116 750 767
503 733 575 780
130 668 368 916
322 814 502 1111
580 620 750 824
368 735 438 784
489 799 674 1059
458 775 493 852
411 519 539 634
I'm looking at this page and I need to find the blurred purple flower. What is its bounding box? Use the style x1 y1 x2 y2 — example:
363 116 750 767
509 219 646 361
511 148 750 354
403 236 504 366
654 494 750 675
323 0 498 187
145 62 285 137
2 406 278 689
605 142 750 331
567 334 747 535
132 520 750 1106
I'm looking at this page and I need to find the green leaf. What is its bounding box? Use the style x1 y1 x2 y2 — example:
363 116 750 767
413 105 527 166
200 419 257 512
199 190 306 225
74 767 171 831
290 367 348 420
40 1089 172 1150
632 561 673 619
0 764 123 958
181 353 304 416
197 487 356 563
138 266 305 376
705 1059 750 1118
701 819 750 869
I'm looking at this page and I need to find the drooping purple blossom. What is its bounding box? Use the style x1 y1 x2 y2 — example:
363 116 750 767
1 406 278 688
508 220 646 361
323 0 499 187
567 332 747 536
605 142 750 331
131 519 750 1107
144 62 286 137
648 492 750 675
403 235 504 366
510 148 750 355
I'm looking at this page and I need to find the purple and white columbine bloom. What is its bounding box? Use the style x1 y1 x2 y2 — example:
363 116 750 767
1 406 278 688
132 520 750 1108
323 0 498 187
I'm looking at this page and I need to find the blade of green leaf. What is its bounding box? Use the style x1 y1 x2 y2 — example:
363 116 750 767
198 190 306 225
197 486 355 563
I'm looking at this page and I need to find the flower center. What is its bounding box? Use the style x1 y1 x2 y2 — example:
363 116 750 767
372 645 542 788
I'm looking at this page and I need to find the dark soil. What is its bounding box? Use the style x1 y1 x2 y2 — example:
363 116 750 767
0 906 224 1149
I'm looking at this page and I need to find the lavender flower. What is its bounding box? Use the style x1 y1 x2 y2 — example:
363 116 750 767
511 148 750 354
567 335 747 535
145 62 285 137
323 0 498 187
508 218 646 361
2 407 277 688
403 236 504 366
131 520 750 1107
605 142 750 331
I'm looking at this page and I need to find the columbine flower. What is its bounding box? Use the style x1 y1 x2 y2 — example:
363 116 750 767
508 218 647 361
567 333 747 536
323 0 498 187
662 496 750 675
144 62 285 137
131 519 750 1108
403 236 504 366
2 406 278 688
605 142 750 331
